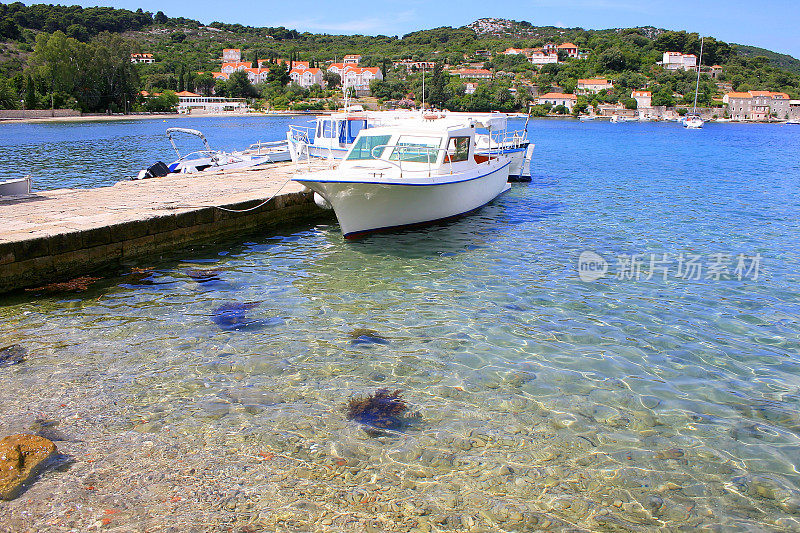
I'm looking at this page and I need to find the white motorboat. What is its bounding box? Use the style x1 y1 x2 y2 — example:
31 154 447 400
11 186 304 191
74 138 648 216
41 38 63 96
293 119 512 238
0 175 31 196
288 109 533 180
136 128 291 179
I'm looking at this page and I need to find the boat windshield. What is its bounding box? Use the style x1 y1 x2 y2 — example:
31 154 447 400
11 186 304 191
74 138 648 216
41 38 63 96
346 134 392 160
389 136 441 164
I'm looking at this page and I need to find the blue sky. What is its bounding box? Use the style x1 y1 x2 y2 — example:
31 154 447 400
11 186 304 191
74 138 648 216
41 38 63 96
83 1 800 58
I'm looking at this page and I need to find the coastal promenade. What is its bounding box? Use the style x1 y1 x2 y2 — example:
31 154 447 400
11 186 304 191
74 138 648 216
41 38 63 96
0 162 327 294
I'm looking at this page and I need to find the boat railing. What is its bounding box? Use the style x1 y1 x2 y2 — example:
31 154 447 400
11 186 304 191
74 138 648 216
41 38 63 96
242 140 288 155
369 144 474 178
491 129 529 149
288 125 313 143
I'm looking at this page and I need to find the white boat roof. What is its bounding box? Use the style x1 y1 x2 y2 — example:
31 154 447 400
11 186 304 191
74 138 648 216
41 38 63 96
369 110 508 130
355 122 475 137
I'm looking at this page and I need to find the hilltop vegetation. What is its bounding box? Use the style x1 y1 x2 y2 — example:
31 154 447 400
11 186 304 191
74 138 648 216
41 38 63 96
1 5 799 113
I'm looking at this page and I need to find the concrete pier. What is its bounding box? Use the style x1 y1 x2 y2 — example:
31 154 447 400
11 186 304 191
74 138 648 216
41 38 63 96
0 162 329 294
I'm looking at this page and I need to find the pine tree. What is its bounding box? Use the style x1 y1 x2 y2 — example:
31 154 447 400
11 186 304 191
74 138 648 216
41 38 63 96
24 74 36 109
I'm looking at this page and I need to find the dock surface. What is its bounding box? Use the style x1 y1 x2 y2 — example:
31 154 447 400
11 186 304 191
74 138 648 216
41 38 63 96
0 162 328 293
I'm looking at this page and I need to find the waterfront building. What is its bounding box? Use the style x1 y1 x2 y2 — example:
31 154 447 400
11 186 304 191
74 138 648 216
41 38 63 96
130 53 155 64
175 91 248 113
724 91 791 120
577 78 614 95
537 92 577 111
631 90 652 109
790 100 800 121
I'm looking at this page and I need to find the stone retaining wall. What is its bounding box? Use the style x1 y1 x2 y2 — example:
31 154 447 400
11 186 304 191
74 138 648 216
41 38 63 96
0 109 81 119
0 191 326 294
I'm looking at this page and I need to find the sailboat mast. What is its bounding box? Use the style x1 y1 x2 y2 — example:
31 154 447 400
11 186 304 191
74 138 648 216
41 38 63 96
692 37 704 113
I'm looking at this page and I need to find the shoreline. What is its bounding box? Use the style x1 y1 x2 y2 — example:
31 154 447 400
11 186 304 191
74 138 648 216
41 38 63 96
0 110 328 125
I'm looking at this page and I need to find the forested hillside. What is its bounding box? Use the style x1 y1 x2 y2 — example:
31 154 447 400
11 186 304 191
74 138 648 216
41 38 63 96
1 4 799 114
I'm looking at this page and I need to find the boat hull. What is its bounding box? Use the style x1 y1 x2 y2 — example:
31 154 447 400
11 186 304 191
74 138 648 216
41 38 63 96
297 161 511 238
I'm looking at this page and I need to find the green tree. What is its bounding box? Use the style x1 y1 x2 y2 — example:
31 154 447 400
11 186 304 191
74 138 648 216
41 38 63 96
266 62 290 86
0 77 19 109
24 74 36 109
227 69 258 98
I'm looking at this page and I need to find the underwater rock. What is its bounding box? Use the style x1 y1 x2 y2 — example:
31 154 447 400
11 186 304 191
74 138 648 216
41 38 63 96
124 267 157 285
349 328 390 346
0 434 57 500
211 302 283 331
347 389 407 435
186 269 223 283
0 345 26 367
25 276 100 293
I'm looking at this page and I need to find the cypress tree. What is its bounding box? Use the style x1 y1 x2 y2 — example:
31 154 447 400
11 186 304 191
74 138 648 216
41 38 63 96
24 74 36 109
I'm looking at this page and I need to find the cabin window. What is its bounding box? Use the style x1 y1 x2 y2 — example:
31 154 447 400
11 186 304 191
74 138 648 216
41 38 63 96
389 136 441 163
321 120 334 138
446 137 470 162
346 135 392 160
347 120 367 142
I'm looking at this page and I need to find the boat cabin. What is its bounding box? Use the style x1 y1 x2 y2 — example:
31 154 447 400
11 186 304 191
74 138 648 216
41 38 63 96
314 115 368 149
341 122 497 175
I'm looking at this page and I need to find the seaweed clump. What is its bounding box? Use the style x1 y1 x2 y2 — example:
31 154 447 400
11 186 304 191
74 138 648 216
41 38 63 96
25 276 101 293
186 269 222 284
347 389 407 435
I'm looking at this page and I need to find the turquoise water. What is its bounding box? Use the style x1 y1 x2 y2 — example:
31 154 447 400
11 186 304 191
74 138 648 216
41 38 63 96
0 115 312 189
1 119 800 531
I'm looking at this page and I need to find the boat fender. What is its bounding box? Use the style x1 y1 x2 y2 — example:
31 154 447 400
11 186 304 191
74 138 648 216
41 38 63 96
313 192 333 210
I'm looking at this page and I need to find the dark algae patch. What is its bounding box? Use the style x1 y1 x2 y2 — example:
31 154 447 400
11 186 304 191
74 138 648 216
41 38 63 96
186 269 223 283
0 345 26 367
347 389 408 436
348 328 390 346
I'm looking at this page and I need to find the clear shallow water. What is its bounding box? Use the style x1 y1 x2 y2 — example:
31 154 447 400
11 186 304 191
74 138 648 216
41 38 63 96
1 119 800 531
0 115 313 189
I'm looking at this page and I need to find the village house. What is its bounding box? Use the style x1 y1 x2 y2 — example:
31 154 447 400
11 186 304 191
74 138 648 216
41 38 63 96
244 68 270 84
290 67 324 88
341 66 383 94
577 78 614 95
724 91 791 120
451 68 492 80
222 49 241 62
130 53 155 64
659 51 697 71
631 90 652 109
393 60 436 71
557 43 579 58
221 62 251 75
543 43 558 53
474 50 491 58
343 54 361 64
528 50 558 65
537 92 577 111
501 48 534 56
790 100 800 122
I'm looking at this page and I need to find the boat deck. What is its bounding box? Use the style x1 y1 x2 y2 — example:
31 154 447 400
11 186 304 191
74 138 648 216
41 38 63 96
0 161 332 294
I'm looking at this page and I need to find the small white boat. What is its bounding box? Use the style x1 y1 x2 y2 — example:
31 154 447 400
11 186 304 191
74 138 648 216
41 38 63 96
684 115 704 129
294 119 512 238
288 110 533 181
136 128 290 179
684 37 706 130
0 176 32 196
579 115 596 121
